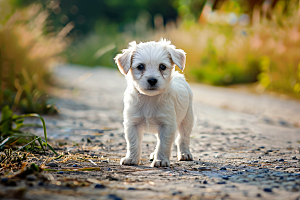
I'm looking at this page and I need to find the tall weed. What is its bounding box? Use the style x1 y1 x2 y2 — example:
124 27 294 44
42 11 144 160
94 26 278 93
0 4 70 113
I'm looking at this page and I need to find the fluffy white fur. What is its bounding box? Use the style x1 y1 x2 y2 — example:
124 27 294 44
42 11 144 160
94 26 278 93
114 39 193 167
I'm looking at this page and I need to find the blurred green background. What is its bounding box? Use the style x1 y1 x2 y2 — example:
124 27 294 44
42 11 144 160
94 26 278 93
1 0 300 114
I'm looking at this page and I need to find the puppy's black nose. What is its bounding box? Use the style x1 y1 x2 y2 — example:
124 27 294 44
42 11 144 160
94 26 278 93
147 78 157 86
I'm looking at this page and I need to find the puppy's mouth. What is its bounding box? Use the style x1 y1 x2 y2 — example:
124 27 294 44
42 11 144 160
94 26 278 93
146 87 157 91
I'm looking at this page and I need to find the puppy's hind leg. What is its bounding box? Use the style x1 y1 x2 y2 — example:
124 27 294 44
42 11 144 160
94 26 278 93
176 104 193 161
120 123 143 165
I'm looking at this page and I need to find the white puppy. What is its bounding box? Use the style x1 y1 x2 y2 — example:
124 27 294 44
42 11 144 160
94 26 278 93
114 39 193 167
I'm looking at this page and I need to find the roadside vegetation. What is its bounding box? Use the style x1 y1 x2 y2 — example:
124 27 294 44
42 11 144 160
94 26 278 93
0 2 66 171
65 0 300 98
0 3 69 114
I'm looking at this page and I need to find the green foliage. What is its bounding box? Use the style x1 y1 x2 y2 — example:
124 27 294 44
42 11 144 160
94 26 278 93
0 105 58 159
156 0 300 98
189 37 260 86
66 26 120 67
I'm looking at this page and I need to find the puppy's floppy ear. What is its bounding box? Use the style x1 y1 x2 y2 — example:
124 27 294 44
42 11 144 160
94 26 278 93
160 38 186 71
114 41 136 75
168 45 186 71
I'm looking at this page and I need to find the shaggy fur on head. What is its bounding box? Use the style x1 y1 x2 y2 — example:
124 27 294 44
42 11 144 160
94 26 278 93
114 39 194 167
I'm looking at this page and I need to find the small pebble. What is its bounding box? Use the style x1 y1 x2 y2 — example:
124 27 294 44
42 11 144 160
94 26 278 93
226 185 236 188
263 188 272 192
46 163 58 167
259 146 265 149
27 175 37 181
149 159 153 162
128 187 136 190
184 170 187 172
222 176 229 180
38 181 44 186
257 193 261 197
217 181 226 184
275 166 283 169
203 180 207 184
107 168 111 171
220 167 227 170
94 184 106 189
279 120 288 126
1 178 9 183
57 171 64 174
172 191 182 195
73 164 78 167
104 194 122 200
292 156 297 160
287 178 296 181
194 185 206 188
278 159 284 162
102 160 108 163
239 179 248 183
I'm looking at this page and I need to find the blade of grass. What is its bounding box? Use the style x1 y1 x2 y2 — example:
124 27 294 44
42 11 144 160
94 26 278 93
37 137 45 154
12 114 48 149
53 155 64 160
17 124 43 129
40 138 58 156
0 137 10 147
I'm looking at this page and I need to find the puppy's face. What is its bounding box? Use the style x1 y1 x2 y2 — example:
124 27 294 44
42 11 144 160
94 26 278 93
114 39 186 96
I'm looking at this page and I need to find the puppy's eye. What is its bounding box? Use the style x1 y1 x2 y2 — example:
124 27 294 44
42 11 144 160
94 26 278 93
137 64 145 71
159 64 166 70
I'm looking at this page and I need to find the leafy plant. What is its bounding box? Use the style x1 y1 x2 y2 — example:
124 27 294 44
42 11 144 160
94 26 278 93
0 105 58 164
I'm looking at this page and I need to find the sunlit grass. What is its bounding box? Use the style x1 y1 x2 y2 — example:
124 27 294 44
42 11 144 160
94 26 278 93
0 4 70 113
153 11 300 98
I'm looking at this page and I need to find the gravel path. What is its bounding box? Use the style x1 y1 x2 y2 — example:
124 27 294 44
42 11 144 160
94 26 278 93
2 65 300 200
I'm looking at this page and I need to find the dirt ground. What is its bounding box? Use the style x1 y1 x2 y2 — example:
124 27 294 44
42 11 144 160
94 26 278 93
1 65 300 200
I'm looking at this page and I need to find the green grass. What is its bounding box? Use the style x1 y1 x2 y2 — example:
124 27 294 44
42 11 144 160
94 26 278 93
0 105 58 166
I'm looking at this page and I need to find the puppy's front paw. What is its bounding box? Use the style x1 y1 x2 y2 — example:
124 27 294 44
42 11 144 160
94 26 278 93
151 159 170 167
120 157 139 165
178 152 193 161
